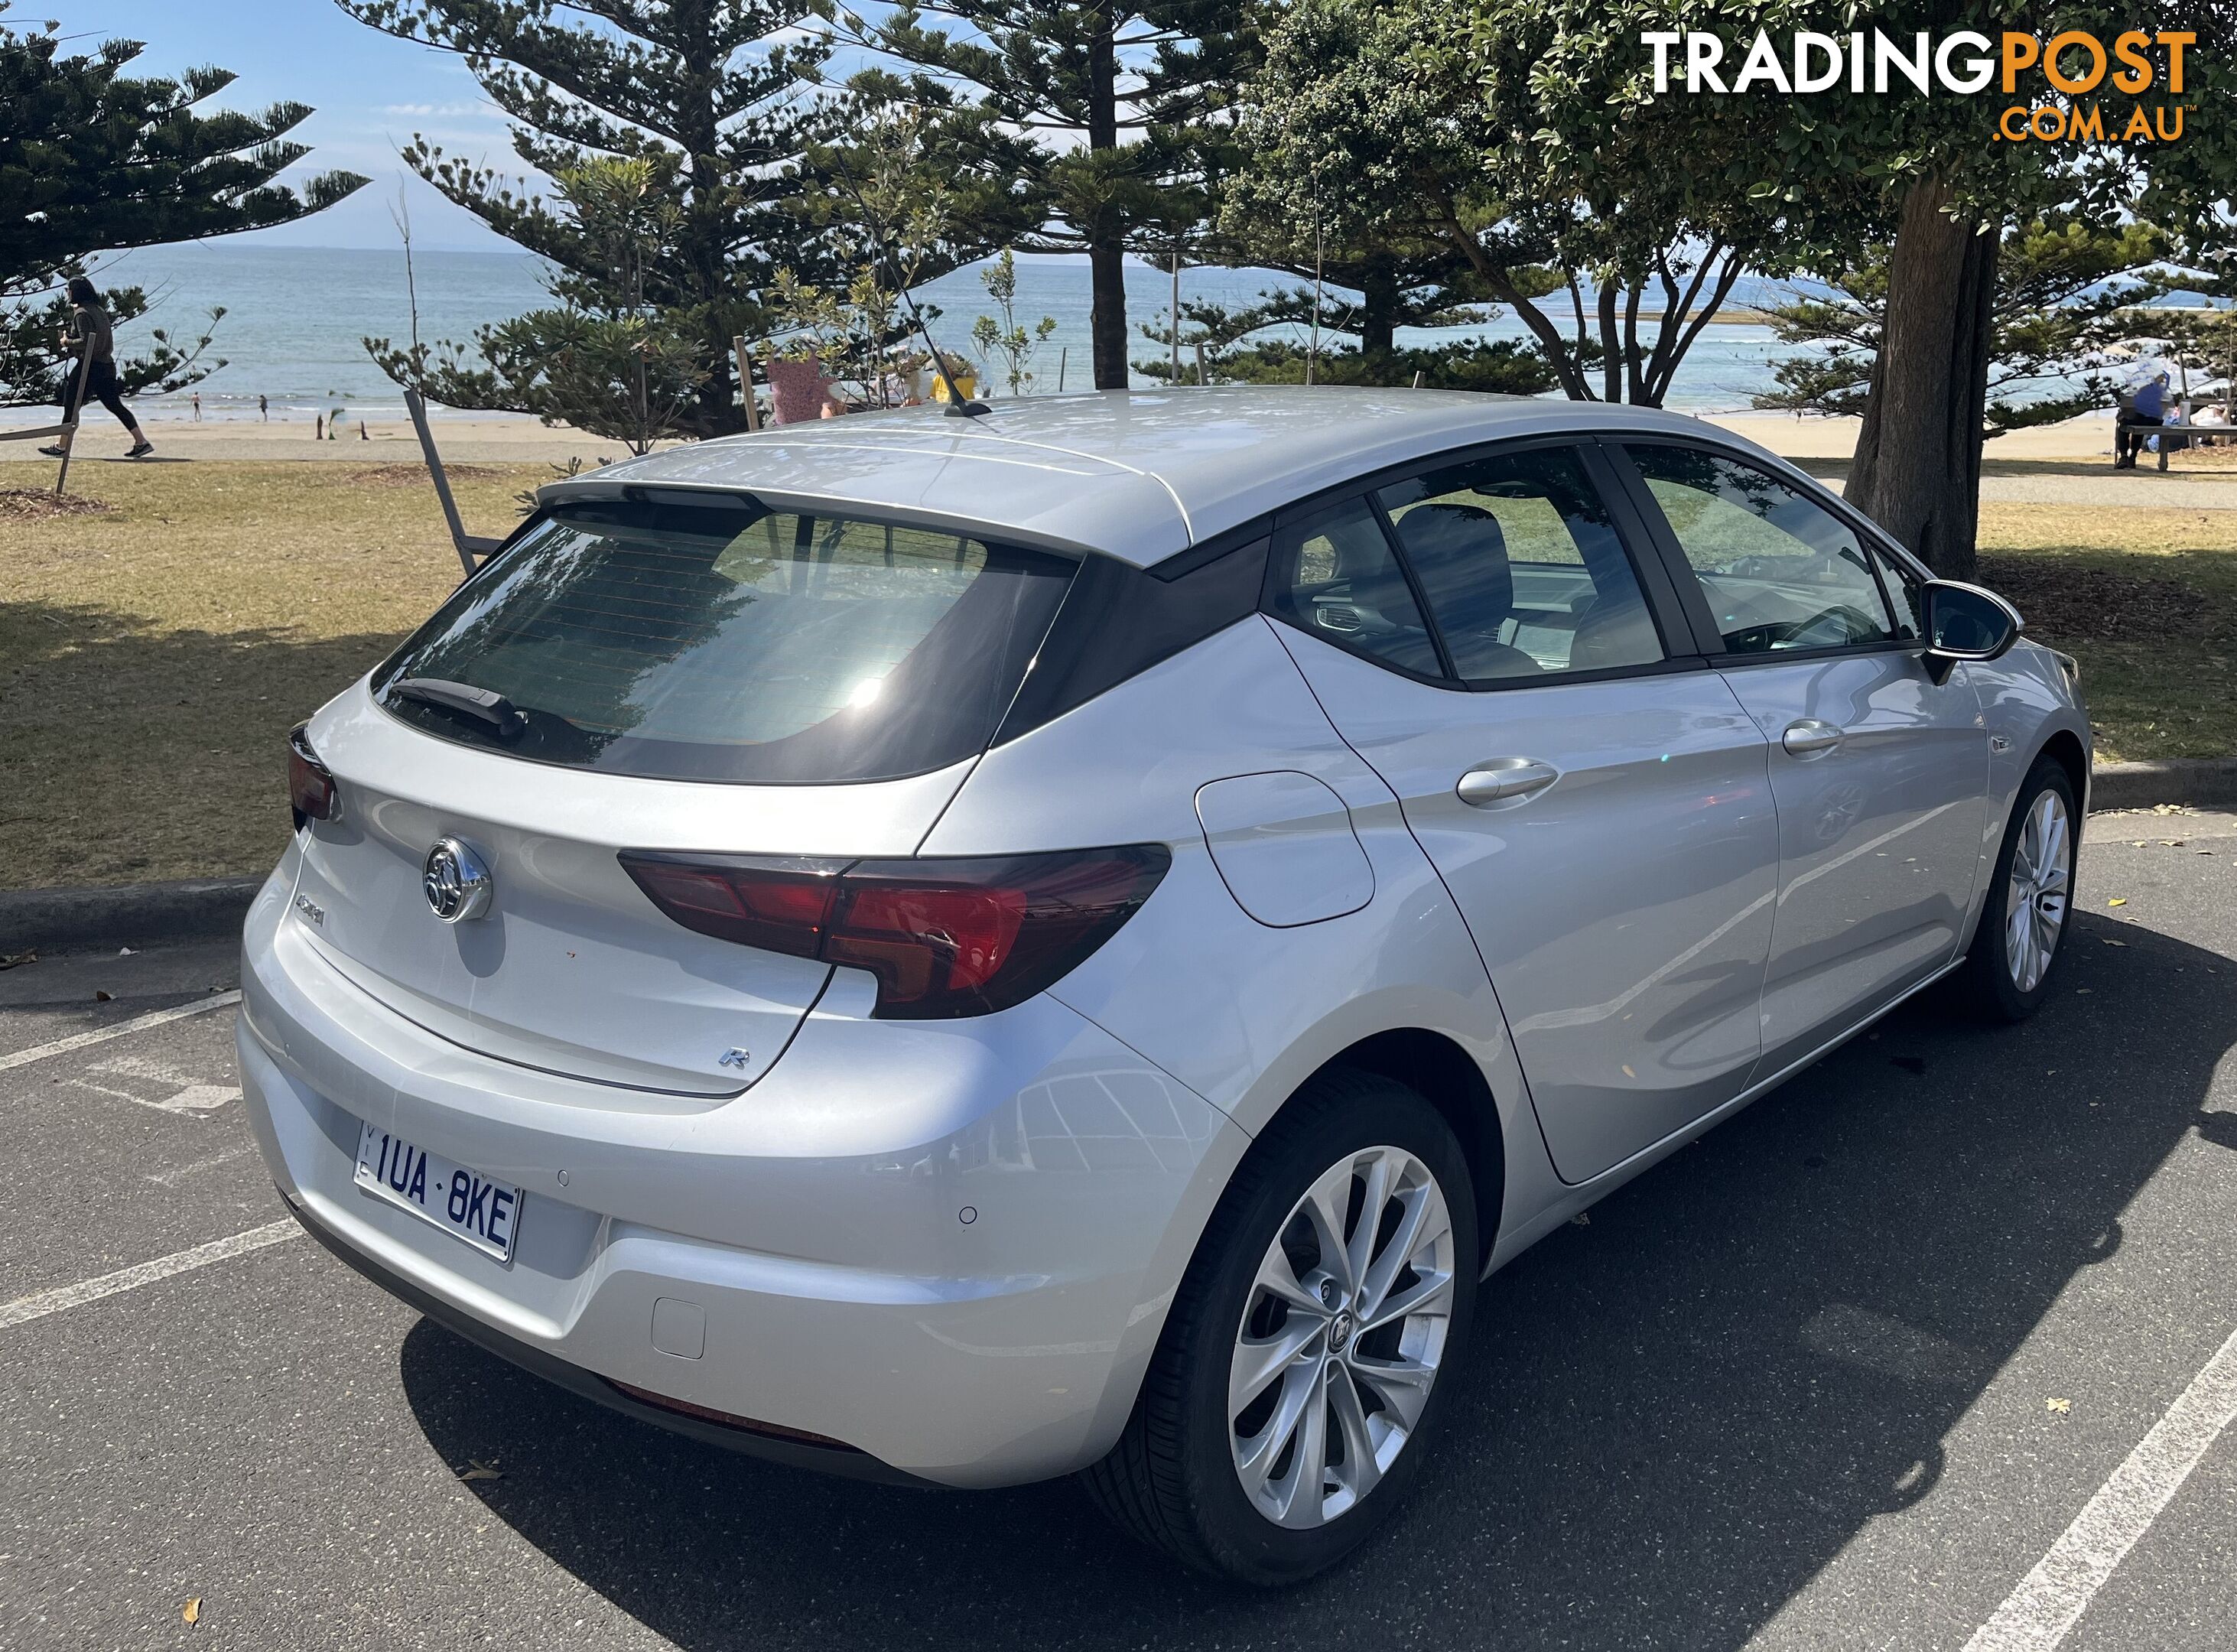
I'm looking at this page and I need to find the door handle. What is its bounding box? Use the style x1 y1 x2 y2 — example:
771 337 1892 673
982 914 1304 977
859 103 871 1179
1782 718 1845 756
1457 759 1560 806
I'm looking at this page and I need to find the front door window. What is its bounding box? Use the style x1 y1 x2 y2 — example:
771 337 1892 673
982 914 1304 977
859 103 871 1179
1627 446 1896 655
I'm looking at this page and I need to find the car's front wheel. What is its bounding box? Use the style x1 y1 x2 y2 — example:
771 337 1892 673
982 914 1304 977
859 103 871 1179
1957 753 2079 1021
1084 1070 1477 1584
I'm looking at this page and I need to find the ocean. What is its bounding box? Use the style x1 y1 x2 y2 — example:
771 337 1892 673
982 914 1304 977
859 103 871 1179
85 242 1800 423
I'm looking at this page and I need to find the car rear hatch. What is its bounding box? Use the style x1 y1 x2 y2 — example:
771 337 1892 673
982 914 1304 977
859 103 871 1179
285 491 1078 1101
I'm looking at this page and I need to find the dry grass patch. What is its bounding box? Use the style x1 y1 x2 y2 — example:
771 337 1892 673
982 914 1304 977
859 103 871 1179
340 462 504 486
1 461 538 889
0 488 112 522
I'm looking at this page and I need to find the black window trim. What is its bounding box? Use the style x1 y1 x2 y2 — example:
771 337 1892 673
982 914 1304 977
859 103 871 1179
1599 434 1930 671
1260 431 1716 696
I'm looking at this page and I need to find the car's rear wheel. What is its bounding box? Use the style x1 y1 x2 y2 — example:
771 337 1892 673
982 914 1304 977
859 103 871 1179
1084 1070 1477 1584
1957 754 2078 1021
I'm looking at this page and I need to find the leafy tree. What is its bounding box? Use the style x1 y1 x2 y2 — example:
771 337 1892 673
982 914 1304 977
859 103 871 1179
371 157 709 453
1708 0 2237 577
1133 285 1554 392
1754 220 2171 434
0 3 366 407
337 0 837 435
971 249 1060 395
775 87 1042 402
831 0 1265 389
1233 0 1853 408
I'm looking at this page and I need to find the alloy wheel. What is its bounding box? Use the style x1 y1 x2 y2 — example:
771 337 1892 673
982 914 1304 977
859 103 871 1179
1227 1146 1456 1529
2004 789 2071 993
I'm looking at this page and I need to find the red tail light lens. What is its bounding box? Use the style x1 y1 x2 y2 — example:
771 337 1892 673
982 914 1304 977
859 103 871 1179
288 724 340 829
619 846 1170 1019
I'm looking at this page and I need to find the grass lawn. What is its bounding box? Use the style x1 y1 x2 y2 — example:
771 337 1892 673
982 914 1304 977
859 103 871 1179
2 466 2232 892
1977 502 2237 765
2 462 537 891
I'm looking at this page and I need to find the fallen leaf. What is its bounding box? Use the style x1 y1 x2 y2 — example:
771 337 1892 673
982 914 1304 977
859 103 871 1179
2107 897 2127 907
182 1597 200 1624
2103 939 2128 948
93 990 112 1002
0 952 34 971
1569 1211 1591 1227
457 1459 503 1483
2047 1397 2072 1415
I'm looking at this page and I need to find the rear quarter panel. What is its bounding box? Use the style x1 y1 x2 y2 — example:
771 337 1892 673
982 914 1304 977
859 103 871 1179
922 616 1560 1260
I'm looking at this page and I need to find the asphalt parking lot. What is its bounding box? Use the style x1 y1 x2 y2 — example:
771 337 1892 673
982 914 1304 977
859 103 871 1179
4 812 2234 1651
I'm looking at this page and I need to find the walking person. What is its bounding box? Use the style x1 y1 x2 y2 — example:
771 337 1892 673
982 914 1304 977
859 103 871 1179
191 390 202 421
38 276 153 460
259 393 269 421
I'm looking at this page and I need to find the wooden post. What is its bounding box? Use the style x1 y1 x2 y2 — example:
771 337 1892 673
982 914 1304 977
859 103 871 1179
733 335 761 431
405 386 499 576
1057 347 1066 393
51 348 94 498
1195 342 1208 386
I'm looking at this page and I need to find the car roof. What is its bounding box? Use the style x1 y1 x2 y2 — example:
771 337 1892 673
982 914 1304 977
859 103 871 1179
542 388 1785 569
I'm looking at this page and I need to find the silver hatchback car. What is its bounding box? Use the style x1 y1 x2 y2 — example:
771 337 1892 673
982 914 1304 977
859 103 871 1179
241 389 2087 1583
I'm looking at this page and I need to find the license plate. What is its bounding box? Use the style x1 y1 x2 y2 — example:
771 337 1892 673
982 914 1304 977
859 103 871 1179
353 1120 522 1262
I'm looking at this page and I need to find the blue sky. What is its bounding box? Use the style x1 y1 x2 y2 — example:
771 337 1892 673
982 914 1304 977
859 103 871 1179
53 1 522 249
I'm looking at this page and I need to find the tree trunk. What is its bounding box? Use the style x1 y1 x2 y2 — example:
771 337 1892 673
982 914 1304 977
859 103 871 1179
1085 8 1129 390
1848 177 1997 580
1359 260 1398 360
676 0 736 435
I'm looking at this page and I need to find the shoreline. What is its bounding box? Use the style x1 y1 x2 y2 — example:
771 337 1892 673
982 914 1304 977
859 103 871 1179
2 408 2133 468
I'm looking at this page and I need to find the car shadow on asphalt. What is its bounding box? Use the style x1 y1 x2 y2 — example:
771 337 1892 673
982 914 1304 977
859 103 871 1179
398 908 2235 1650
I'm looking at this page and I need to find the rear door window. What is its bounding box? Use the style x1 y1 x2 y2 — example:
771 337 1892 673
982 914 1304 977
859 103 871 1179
1625 446 1895 655
1265 496 1445 679
1376 444 1666 681
375 497 1075 783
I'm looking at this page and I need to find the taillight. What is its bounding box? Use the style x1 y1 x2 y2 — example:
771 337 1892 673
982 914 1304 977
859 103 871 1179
288 724 340 829
619 846 1170 1019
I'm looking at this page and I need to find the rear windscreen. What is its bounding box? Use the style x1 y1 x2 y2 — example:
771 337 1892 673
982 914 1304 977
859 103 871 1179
372 497 1078 784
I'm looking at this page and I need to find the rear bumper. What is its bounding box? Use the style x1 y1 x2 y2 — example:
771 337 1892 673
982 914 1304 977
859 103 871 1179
236 869 1249 1488
281 1191 931 1485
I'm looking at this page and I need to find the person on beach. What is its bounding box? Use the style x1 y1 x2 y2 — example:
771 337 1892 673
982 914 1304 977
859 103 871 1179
38 276 153 460
259 394 269 421
2115 372 2169 468
191 390 202 421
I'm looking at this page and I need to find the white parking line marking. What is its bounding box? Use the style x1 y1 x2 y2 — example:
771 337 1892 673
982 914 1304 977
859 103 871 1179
1964 1323 2237 1651
68 1053 242 1114
0 1220 298 1331
0 991 242 1073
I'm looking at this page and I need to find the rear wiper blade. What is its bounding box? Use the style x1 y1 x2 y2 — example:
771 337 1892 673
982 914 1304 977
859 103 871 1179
389 677 527 738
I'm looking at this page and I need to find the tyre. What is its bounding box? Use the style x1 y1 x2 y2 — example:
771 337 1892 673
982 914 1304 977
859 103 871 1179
1084 1068 1478 1585
1956 754 2078 1022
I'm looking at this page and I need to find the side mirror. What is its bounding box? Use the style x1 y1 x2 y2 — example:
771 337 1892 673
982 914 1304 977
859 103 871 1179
1921 580 2021 676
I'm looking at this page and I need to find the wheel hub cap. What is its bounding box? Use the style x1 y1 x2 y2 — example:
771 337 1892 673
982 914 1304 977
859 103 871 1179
2003 789 2072 994
1227 1145 1456 1529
